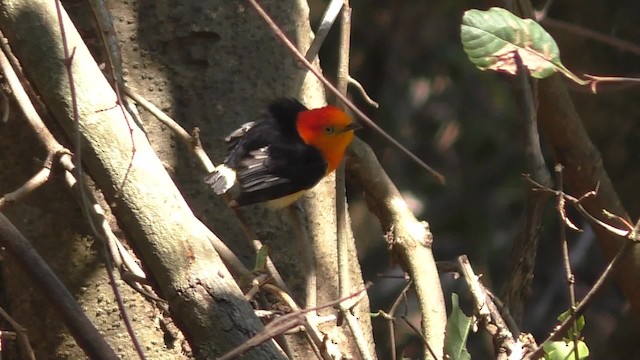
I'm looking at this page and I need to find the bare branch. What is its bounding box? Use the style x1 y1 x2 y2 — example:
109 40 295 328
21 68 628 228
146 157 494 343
539 17 640 57
304 0 343 62
0 305 35 360
0 0 283 356
346 137 446 359
458 255 526 359
348 76 379 108
219 285 371 360
503 50 552 325
0 213 118 359
524 242 630 359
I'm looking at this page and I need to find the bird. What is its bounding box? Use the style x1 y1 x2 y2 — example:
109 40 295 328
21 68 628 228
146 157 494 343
205 98 360 208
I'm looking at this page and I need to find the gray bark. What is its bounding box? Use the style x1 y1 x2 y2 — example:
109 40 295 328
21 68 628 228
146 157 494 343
0 0 283 358
0 0 375 358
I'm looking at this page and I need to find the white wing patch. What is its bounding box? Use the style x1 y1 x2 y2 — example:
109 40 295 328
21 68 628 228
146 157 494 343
244 147 269 169
249 146 269 159
225 121 256 142
204 165 237 194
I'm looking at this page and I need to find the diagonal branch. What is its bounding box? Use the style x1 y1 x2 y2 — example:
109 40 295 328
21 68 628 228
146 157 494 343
346 137 446 359
0 213 118 360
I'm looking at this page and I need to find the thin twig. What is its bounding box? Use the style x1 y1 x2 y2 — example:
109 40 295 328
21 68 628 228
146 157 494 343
0 213 118 359
400 316 440 360
246 0 445 184
304 0 342 62
522 179 635 359
54 2 146 357
219 284 371 360
0 38 59 209
554 165 580 360
0 306 35 360
387 280 413 360
348 76 379 108
0 159 52 208
334 3 373 359
539 17 640 57
263 284 332 360
583 74 640 93
458 255 525 359
526 176 630 239
524 242 630 359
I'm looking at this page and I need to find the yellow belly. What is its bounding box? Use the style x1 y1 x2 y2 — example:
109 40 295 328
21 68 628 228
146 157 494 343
266 190 306 208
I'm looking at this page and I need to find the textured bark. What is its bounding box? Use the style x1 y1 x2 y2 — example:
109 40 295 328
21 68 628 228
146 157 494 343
537 76 640 314
0 1 283 358
0 0 375 358
347 138 445 359
118 0 375 357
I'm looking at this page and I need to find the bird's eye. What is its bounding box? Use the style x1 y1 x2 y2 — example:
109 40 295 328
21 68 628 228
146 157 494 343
323 126 336 134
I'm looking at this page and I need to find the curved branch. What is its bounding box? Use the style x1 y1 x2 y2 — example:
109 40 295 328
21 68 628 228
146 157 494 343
0 1 283 358
0 213 117 360
536 75 640 312
346 138 446 359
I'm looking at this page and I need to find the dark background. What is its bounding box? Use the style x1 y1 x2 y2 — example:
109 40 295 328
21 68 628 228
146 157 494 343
312 0 640 358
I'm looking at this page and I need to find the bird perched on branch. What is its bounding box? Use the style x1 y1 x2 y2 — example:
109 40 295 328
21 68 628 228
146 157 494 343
205 98 360 208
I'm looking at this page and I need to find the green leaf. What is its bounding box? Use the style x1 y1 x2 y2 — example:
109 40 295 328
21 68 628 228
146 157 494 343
543 340 590 360
557 310 585 340
253 245 270 273
444 293 472 360
238 245 270 287
461 7 587 85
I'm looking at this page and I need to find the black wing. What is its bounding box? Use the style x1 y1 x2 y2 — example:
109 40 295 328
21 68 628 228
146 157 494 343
232 142 327 206
222 99 307 167
218 98 324 206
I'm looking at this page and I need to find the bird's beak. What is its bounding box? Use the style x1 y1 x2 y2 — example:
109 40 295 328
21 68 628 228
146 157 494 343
344 122 362 131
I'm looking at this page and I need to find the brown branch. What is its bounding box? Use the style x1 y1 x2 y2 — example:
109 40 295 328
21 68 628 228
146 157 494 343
0 1 284 357
524 242 629 359
387 279 412 360
539 17 640 57
523 178 636 358
503 51 552 325
0 213 118 360
0 305 35 360
509 0 640 325
458 256 526 359
0 157 52 208
219 284 370 360
554 165 581 360
262 283 337 360
346 137 446 359
334 3 374 358
348 76 379 108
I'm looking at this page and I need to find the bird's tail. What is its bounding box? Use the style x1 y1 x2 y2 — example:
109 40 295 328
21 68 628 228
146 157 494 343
204 165 237 195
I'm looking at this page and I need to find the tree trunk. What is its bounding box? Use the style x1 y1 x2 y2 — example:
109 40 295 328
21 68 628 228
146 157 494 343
0 0 375 358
